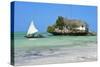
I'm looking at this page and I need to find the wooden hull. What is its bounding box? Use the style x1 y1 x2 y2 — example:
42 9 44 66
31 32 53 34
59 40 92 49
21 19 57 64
24 33 46 38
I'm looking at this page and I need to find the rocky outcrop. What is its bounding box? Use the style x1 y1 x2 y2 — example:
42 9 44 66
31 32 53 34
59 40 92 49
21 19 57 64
47 16 91 36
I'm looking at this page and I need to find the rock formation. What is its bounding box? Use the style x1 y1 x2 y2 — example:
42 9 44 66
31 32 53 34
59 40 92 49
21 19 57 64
47 16 90 36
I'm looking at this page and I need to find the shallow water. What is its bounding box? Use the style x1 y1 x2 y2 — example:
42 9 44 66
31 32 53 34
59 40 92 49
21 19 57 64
13 32 97 65
14 32 97 48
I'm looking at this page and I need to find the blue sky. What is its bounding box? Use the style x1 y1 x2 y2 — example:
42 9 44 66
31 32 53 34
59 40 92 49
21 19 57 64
12 1 97 32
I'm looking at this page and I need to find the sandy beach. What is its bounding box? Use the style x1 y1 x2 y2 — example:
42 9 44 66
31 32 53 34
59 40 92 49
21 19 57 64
15 43 97 66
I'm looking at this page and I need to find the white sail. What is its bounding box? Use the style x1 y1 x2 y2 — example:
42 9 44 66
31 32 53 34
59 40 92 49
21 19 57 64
27 21 38 35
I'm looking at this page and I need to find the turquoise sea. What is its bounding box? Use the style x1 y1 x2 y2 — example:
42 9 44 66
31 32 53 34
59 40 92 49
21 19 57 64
14 32 97 48
13 32 97 65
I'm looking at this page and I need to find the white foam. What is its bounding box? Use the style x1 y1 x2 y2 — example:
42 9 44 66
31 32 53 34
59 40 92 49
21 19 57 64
28 38 37 40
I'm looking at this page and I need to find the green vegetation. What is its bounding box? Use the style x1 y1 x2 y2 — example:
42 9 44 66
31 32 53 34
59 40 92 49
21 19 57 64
47 26 55 33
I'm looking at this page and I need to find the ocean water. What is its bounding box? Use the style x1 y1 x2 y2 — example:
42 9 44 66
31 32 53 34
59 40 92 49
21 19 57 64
14 32 97 48
13 32 97 65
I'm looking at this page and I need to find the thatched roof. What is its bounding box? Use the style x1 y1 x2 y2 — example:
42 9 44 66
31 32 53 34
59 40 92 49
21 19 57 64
63 18 86 27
